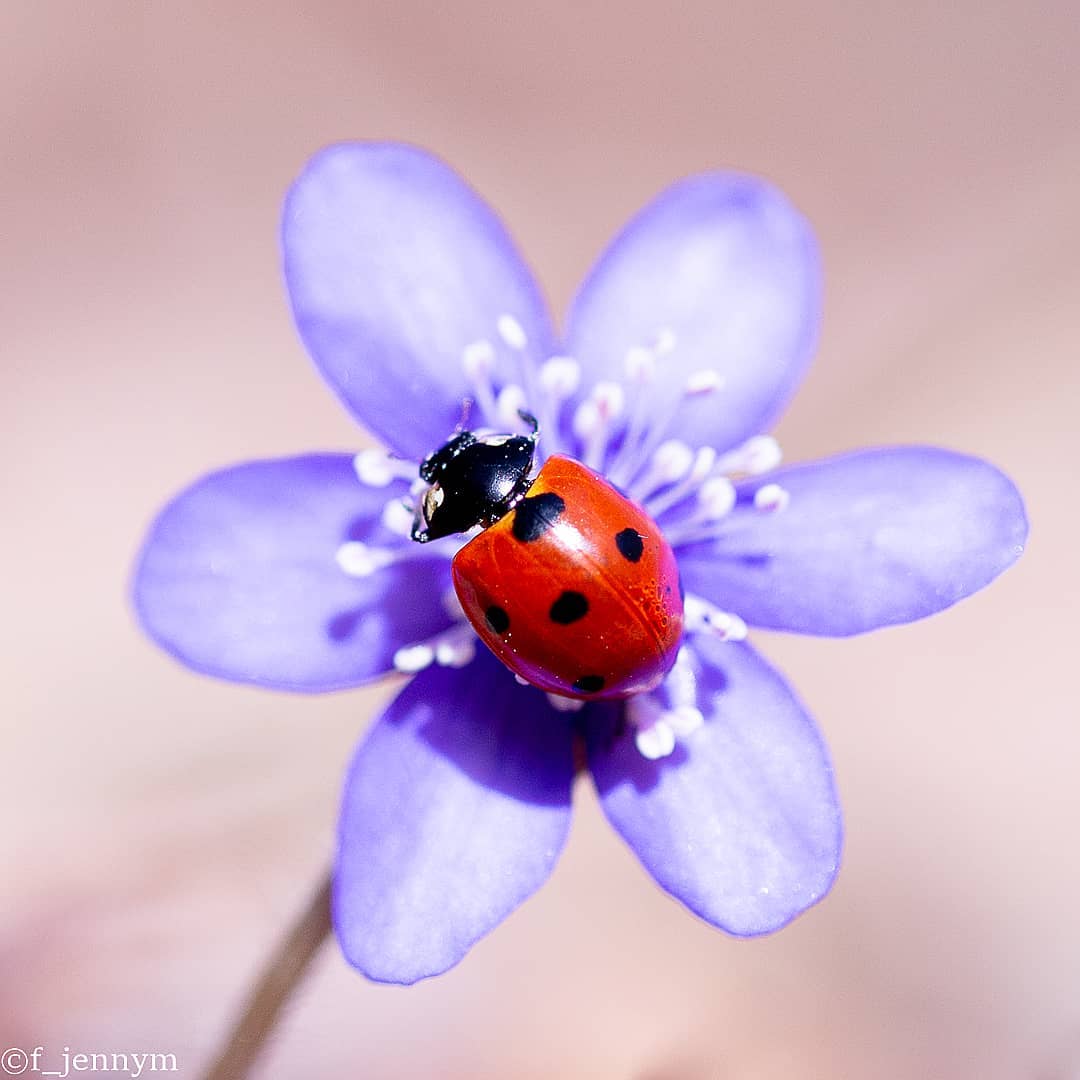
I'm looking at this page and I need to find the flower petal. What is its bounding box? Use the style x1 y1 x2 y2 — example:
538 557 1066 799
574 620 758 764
564 173 820 457
133 455 454 691
677 447 1029 636
587 639 841 935
283 143 556 461
334 650 575 983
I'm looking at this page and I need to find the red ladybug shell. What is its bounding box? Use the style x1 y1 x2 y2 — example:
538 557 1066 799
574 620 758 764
452 455 684 700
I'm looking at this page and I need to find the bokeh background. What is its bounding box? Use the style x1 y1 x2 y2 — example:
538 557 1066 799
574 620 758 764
3 2 1077 1077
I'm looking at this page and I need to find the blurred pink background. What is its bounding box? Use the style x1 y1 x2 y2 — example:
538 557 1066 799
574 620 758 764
2 2 1077 1077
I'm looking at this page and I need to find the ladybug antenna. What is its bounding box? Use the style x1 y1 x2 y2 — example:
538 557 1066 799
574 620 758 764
518 409 539 438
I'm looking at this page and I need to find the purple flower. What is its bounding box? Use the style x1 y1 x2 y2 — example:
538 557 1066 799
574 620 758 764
133 143 1027 984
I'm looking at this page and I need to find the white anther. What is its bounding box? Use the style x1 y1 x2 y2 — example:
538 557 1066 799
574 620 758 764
753 482 790 513
496 313 528 350
705 610 748 641
666 705 704 737
539 356 581 398
689 446 719 482
665 645 699 709
652 440 695 484
462 339 496 377
547 692 585 713
592 381 625 420
573 382 626 470
683 594 748 641
381 499 415 538
496 383 528 426
572 382 625 438
685 369 726 396
353 449 398 487
335 541 396 578
697 475 737 519
393 643 435 673
635 720 676 760
652 327 677 356
717 435 782 476
435 628 476 668
624 345 657 383
514 673 531 686
637 445 720 518
572 399 601 440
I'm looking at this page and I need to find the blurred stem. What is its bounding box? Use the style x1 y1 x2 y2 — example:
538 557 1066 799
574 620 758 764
203 870 333 1080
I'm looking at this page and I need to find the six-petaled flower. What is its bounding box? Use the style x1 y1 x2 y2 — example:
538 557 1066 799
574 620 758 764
133 143 1027 984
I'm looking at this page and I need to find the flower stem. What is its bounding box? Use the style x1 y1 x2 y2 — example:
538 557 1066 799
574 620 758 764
203 871 333 1080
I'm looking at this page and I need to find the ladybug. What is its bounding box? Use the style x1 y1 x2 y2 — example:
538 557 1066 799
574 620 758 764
412 413 684 700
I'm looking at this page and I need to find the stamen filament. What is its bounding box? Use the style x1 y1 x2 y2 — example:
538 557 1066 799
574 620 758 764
640 446 718 520
621 366 725 493
462 339 500 427
573 382 625 471
605 345 658 485
715 435 782 476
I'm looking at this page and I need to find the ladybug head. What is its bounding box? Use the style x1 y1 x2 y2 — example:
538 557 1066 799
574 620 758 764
411 412 539 543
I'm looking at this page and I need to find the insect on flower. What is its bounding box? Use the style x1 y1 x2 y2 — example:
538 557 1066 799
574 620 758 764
133 142 1028 984
411 409 684 700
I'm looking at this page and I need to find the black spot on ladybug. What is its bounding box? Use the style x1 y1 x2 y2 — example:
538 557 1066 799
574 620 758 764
573 674 605 694
615 527 644 563
512 491 566 542
484 605 510 634
549 590 589 624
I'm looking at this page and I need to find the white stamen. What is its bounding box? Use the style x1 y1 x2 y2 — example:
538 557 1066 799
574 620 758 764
335 541 397 578
496 383 528 427
573 381 625 470
514 673 531 686
657 466 743 544
539 356 581 398
617 364 729 488
461 339 499 426
640 446 718 519
653 439 695 481
434 627 477 668
652 327 677 356
716 435 782 476
605 343 662 484
666 704 704 736
624 345 657 383
353 449 414 487
631 440 696 501
593 381 626 421
697 475 737 519
394 622 477 674
496 313 528 350
624 652 706 759
684 369 726 396
393 643 435 673
547 692 585 713
753 482 790 513
665 646 698 709
381 498 415 538
635 718 676 760
461 339 496 377
684 594 748 641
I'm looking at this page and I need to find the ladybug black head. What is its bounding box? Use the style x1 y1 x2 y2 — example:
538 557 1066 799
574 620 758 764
411 412 539 543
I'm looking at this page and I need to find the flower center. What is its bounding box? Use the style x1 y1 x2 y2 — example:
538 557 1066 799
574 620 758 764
335 312 794 758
